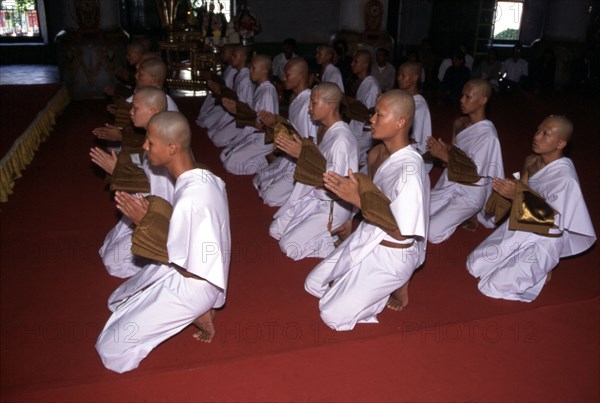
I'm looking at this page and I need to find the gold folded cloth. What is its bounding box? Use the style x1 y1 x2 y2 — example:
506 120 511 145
447 146 482 184
345 100 373 123
131 195 173 264
110 151 150 193
354 173 399 232
508 181 557 234
484 190 512 224
272 119 299 151
235 101 257 128
293 139 326 186
264 115 292 144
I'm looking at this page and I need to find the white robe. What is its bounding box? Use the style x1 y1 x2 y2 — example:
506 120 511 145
348 76 380 168
96 168 231 373
305 146 430 330
410 94 433 173
371 62 396 93
269 121 359 260
428 119 504 243
99 99 180 278
214 80 279 149
467 158 596 302
220 81 280 175
253 89 319 206
196 65 236 128
207 67 255 142
322 63 345 93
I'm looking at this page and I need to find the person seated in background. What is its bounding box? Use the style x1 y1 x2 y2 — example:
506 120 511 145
93 57 179 142
427 79 504 243
253 57 319 207
206 45 255 145
441 51 472 105
345 49 380 169
500 44 528 90
218 54 279 168
371 48 396 93
397 61 433 173
196 44 236 128
315 45 345 93
467 115 596 302
96 111 231 373
269 82 358 260
472 48 502 92
272 37 298 105
304 89 429 331
531 48 556 95
333 39 353 91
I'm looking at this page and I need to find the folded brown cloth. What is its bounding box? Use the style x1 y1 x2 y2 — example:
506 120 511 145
354 173 399 232
235 101 258 128
484 190 512 224
110 151 150 193
272 119 299 150
120 125 146 150
345 100 373 123
131 196 173 264
214 86 238 104
114 98 132 129
447 146 482 184
264 116 292 144
294 139 326 186
508 181 557 234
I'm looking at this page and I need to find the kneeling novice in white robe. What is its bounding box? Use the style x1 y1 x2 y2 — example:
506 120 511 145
467 157 595 302
270 120 358 260
305 146 429 330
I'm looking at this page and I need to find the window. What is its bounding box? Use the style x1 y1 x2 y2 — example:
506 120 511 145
493 1 524 40
0 0 39 37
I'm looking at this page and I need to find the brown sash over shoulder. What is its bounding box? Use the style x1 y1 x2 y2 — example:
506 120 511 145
293 139 326 187
354 173 399 232
235 101 258 128
447 146 482 184
508 181 557 234
345 100 373 123
109 150 150 193
131 195 173 264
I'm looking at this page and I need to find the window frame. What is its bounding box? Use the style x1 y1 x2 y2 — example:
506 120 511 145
0 0 47 44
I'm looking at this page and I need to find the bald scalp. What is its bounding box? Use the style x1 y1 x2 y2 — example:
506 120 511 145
379 89 415 125
148 111 191 151
465 78 492 99
134 87 167 112
286 57 308 77
399 61 421 76
139 58 167 86
314 82 342 106
253 54 272 71
547 115 574 142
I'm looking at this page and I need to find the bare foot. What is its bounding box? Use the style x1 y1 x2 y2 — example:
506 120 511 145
461 215 479 232
192 309 216 343
386 282 409 311
545 271 552 284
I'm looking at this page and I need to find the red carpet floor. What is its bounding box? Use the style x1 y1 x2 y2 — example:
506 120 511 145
1 90 598 401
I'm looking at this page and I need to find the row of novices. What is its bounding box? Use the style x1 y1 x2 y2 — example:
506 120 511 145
90 42 596 373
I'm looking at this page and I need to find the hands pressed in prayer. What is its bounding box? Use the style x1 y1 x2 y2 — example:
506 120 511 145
331 219 353 247
106 104 117 115
275 133 302 159
492 178 517 199
257 110 276 128
426 136 450 163
323 169 361 208
115 191 149 226
222 98 237 115
90 147 117 174
93 124 123 141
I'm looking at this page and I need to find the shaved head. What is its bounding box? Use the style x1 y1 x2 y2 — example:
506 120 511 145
399 61 421 76
134 87 167 112
379 89 415 125
314 82 343 106
139 58 167 85
286 57 308 78
465 78 492 99
253 54 272 71
546 115 573 141
147 111 191 151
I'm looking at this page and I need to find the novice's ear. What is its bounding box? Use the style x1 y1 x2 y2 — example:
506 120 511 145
168 142 177 155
